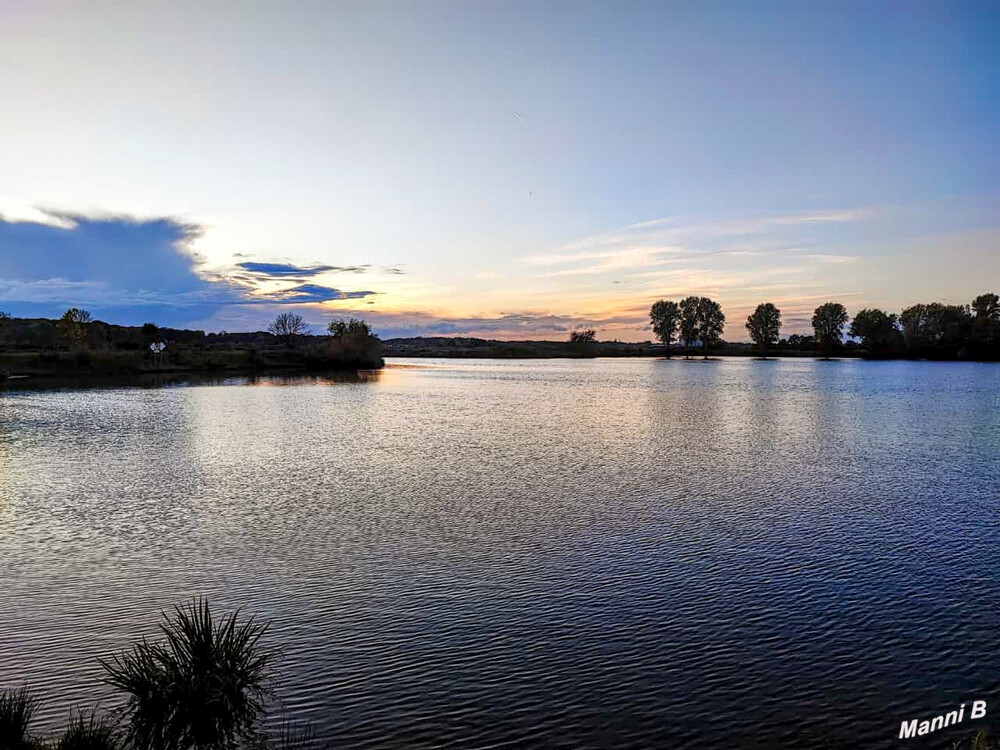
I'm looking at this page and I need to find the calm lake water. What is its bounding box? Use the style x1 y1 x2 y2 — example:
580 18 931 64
2 357 999 749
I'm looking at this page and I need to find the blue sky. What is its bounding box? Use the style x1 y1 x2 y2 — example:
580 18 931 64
1 1 997 339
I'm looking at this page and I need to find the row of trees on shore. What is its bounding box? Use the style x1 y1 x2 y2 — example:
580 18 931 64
647 293 1000 359
4 293 1000 362
0 310 385 374
648 297 726 357
266 312 381 362
0 309 377 352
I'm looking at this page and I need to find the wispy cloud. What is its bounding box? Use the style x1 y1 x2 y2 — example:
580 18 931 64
257 283 376 303
317 308 647 340
524 245 687 276
806 253 861 264
0 198 80 229
520 211 867 275
0 203 896 340
552 209 862 256
238 262 349 277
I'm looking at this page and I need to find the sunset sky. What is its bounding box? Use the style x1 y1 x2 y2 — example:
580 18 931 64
1 1 998 340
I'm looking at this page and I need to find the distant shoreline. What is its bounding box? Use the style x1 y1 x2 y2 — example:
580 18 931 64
2 346 993 389
0 366 384 392
382 337 997 362
0 348 385 384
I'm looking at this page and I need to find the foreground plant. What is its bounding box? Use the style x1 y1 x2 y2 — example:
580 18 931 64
0 685 41 750
262 719 319 750
57 711 121 750
101 598 270 750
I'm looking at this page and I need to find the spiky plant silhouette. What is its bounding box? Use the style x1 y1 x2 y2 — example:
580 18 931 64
57 710 121 750
101 598 270 750
0 685 40 750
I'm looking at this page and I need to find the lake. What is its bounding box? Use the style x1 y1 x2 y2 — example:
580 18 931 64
1 357 998 749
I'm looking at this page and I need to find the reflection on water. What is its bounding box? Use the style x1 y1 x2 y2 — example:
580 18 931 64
0 368 385 394
1 358 998 749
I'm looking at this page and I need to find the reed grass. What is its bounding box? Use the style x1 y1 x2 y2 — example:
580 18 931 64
0 685 41 750
101 598 270 750
56 711 121 750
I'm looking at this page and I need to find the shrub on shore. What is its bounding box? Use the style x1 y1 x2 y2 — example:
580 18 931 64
323 318 383 368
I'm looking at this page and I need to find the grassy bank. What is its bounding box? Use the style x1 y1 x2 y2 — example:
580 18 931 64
0 345 384 381
0 315 385 382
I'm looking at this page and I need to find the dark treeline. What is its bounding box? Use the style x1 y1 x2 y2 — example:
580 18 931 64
0 310 383 379
3 292 998 378
648 293 1000 360
384 335 664 359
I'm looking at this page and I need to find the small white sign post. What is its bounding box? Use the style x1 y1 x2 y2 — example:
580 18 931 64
149 341 167 365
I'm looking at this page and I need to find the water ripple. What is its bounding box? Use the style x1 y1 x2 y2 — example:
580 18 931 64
1 358 999 749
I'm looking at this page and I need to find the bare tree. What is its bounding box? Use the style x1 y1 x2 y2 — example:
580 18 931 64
268 312 308 347
569 328 597 344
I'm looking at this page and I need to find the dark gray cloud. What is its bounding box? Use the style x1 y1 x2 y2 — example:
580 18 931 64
267 284 377 303
0 211 204 293
0 210 379 326
0 208 640 339
237 261 371 277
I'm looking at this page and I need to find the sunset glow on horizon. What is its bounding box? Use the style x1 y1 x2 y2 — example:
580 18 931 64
1 1 997 340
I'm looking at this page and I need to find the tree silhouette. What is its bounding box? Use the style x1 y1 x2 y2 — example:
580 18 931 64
649 300 680 348
812 302 849 359
745 303 781 357
326 318 383 366
569 328 597 344
971 292 999 354
849 308 900 353
786 333 814 349
327 318 374 338
972 293 1000 322
900 302 971 354
696 297 725 358
141 322 160 342
268 312 308 347
59 308 93 348
678 296 700 357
